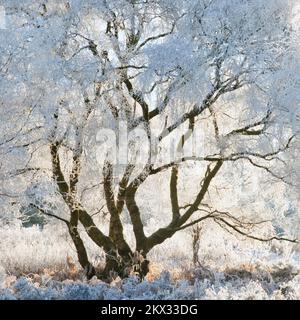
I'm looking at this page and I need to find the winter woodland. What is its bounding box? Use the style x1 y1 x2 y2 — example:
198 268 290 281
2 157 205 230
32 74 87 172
0 0 300 299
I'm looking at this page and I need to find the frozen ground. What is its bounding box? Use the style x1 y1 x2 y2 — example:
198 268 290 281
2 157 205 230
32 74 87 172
0 224 299 300
1 265 300 300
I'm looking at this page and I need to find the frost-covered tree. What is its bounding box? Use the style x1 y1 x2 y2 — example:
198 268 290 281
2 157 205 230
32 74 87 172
0 0 299 279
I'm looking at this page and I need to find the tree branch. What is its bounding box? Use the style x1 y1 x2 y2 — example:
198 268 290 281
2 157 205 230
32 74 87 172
31 203 69 225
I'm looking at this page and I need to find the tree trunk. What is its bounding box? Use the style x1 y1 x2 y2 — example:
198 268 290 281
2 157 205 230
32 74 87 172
67 223 96 279
101 250 150 280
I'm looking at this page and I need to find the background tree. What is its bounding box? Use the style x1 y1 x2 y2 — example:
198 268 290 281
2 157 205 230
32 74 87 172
0 0 299 279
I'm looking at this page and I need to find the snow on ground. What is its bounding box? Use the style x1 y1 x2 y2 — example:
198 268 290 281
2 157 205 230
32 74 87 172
1 266 300 300
0 224 299 300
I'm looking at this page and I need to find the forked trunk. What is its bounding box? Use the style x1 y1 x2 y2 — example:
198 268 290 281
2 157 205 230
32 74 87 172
101 250 150 280
71 235 150 280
